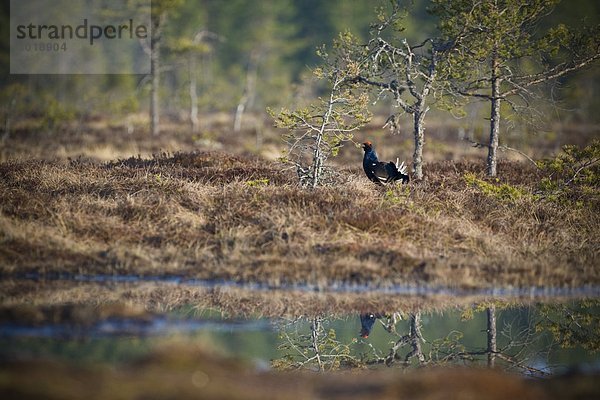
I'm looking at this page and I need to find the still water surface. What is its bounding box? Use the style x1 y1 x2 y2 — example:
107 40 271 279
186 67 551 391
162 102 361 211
1 300 598 376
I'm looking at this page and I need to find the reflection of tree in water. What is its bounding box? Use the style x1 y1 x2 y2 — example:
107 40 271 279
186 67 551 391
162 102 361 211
535 300 600 354
272 301 599 375
364 312 425 367
430 304 549 376
273 316 359 371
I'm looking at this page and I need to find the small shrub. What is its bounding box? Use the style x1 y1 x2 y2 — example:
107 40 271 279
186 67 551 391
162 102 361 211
383 185 411 206
463 172 529 202
537 140 600 205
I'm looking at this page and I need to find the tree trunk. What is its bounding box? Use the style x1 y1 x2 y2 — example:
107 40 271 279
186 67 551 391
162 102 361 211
311 135 323 188
189 54 199 133
487 305 497 368
411 46 436 181
385 311 425 366
234 50 259 132
1 117 9 142
311 86 336 188
150 14 164 136
487 56 501 176
412 107 427 180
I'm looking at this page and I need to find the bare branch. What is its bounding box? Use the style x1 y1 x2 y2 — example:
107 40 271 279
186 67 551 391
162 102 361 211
463 137 539 168
505 52 600 97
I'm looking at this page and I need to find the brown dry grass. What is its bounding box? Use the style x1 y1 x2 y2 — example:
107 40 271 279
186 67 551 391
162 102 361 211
1 149 598 289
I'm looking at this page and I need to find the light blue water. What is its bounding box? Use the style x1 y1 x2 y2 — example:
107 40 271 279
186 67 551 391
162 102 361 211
14 271 600 298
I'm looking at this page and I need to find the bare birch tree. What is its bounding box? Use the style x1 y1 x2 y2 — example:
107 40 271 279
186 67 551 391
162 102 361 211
234 49 260 133
171 31 220 133
486 305 497 368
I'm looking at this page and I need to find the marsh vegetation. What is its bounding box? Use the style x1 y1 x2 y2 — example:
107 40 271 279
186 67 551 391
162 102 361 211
1 129 598 288
1 121 599 398
1 0 599 399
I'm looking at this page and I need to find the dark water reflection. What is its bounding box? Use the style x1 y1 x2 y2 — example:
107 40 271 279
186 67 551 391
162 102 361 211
1 300 598 376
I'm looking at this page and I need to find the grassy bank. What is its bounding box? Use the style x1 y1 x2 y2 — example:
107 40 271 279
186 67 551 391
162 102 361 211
1 150 598 289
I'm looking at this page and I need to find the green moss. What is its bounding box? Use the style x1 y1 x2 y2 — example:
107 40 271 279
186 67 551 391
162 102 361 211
463 172 529 202
383 186 410 206
245 178 270 187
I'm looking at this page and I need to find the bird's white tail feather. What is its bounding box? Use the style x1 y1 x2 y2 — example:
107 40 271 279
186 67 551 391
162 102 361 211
395 158 407 175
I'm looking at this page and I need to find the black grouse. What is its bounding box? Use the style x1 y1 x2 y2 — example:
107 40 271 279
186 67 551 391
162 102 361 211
362 141 409 185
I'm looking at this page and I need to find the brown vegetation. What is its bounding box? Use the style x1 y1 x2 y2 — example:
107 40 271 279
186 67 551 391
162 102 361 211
1 145 598 289
0 122 598 400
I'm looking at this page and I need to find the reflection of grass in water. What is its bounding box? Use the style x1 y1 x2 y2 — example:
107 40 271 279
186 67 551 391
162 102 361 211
1 278 598 322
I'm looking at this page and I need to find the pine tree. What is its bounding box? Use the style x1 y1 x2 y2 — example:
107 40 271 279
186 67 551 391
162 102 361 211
431 0 600 176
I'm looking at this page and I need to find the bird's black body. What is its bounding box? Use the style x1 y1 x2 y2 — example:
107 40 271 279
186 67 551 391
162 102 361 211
362 141 409 185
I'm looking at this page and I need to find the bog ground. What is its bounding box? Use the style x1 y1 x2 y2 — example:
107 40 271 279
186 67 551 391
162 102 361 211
1 142 598 289
0 120 598 400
